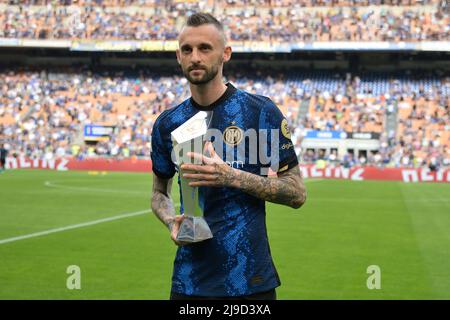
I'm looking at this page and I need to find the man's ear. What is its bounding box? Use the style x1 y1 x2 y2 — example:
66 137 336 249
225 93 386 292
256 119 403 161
176 49 181 65
223 46 232 63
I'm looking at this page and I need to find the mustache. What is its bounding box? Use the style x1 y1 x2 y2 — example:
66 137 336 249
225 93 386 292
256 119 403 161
188 65 207 71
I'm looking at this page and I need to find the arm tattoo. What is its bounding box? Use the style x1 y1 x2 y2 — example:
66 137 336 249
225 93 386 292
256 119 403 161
151 174 177 230
231 165 307 209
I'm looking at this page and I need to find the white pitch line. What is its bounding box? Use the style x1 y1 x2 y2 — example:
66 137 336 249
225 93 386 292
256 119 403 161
3 177 321 246
44 180 149 195
0 209 152 245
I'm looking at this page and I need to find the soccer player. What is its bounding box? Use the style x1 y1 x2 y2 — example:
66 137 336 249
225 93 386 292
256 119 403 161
0 144 8 173
150 13 307 300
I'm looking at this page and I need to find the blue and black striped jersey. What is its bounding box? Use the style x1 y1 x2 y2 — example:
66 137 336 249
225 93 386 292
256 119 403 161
151 83 298 297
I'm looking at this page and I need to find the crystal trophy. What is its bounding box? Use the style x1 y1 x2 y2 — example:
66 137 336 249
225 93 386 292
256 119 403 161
171 111 213 243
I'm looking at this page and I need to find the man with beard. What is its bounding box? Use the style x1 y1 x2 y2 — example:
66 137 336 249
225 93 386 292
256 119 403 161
150 13 307 300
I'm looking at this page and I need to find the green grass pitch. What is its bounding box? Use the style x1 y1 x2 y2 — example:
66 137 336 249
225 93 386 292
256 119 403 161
0 169 449 299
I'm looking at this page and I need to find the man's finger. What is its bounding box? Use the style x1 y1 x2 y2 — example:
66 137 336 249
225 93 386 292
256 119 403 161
174 215 185 223
171 229 179 243
171 215 184 236
171 215 187 246
207 141 217 158
172 236 186 246
171 223 180 239
186 151 212 165
173 239 189 246
203 141 210 157
183 173 218 181
188 180 220 187
181 164 215 173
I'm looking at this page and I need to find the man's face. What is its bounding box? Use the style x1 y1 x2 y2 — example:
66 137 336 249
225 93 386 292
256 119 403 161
177 24 230 85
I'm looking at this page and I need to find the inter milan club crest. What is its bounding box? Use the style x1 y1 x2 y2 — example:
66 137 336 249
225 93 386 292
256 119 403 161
223 126 243 145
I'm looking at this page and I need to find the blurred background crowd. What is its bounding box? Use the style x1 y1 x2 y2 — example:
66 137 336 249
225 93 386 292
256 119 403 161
1 68 448 169
0 0 448 41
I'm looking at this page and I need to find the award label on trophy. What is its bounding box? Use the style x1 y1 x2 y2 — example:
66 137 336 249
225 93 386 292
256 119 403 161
171 111 213 243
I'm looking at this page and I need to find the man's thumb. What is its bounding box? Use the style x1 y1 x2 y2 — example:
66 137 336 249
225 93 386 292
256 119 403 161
207 141 217 158
174 215 185 223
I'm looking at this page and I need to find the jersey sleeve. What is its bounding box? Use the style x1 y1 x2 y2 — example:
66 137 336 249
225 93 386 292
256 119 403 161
150 113 176 179
259 99 299 173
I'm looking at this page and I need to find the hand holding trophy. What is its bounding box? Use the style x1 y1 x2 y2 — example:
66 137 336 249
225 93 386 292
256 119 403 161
171 111 213 243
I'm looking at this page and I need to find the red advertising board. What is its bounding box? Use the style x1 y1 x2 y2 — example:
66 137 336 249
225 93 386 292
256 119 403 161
5 157 449 183
298 165 449 183
5 157 152 173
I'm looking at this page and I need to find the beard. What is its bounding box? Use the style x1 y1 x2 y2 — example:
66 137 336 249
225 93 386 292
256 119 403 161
182 61 221 85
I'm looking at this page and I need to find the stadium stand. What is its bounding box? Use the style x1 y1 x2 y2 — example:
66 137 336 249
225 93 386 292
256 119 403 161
0 0 448 170
0 0 445 6
0 0 448 41
0 68 448 169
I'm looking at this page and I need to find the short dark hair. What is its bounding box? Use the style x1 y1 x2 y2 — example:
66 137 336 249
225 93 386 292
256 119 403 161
184 12 227 44
186 12 224 32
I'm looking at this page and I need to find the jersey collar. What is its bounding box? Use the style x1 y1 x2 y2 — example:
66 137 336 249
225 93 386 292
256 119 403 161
190 82 237 111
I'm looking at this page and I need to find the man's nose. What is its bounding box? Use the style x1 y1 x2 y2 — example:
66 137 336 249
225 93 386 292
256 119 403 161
191 48 201 63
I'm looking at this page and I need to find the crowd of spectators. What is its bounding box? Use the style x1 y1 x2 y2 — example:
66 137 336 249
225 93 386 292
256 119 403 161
1 0 445 7
0 68 448 169
0 0 447 169
0 68 187 161
0 0 448 41
284 71 449 169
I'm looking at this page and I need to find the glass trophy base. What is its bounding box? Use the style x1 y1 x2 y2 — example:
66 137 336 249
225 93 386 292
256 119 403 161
176 216 213 243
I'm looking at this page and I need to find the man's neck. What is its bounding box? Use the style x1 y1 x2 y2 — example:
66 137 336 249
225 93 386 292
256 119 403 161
190 76 227 107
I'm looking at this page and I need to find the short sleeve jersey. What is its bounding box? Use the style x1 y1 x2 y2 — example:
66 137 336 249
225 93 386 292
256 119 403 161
151 83 298 297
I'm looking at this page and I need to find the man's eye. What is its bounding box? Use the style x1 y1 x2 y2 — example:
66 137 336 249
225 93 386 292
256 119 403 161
182 48 192 53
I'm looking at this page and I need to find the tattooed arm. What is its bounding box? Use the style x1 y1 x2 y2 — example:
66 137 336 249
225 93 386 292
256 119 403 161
181 142 307 209
151 173 185 245
229 165 306 209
